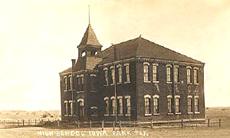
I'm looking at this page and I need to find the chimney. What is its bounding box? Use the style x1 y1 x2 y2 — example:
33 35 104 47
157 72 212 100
71 59 76 70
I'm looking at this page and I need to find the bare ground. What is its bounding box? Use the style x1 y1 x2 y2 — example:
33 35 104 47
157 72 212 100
0 107 230 138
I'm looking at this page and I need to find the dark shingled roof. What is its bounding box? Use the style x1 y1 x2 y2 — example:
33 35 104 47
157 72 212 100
78 24 102 49
99 36 203 64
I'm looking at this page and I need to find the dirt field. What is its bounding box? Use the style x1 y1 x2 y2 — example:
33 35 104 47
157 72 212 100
0 107 230 138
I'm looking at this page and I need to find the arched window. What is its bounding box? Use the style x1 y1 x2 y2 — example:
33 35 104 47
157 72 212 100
117 65 122 83
167 95 173 114
124 63 130 83
64 100 68 116
194 67 199 84
194 96 199 113
144 95 151 116
143 62 150 82
175 95 180 114
186 66 192 84
81 51 86 57
166 64 172 83
111 97 116 115
152 64 158 82
153 95 159 114
103 68 109 86
174 65 179 83
104 97 109 116
63 76 67 91
118 96 123 115
124 96 131 116
110 66 115 85
187 96 192 113
77 99 84 118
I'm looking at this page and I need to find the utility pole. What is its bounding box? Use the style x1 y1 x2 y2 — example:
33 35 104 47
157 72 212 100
113 45 118 124
71 59 76 118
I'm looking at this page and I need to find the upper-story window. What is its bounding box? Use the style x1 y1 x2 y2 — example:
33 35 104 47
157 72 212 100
166 64 172 83
64 76 67 91
174 66 179 83
110 66 115 85
187 66 192 84
124 63 130 83
143 62 150 83
152 64 158 82
117 65 122 84
67 75 71 90
194 68 199 84
103 68 109 86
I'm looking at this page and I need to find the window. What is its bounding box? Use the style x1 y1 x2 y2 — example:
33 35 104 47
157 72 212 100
143 62 150 82
104 68 108 86
118 97 123 115
194 96 199 113
194 68 199 84
144 95 151 115
175 96 180 114
187 96 192 113
152 64 158 82
64 101 68 116
125 96 131 116
77 99 84 117
111 97 116 115
80 75 84 85
67 75 71 90
69 100 73 115
166 65 172 83
117 65 122 83
110 67 115 85
167 95 173 114
90 74 96 92
187 67 191 84
70 75 73 90
153 95 159 115
104 97 109 115
174 66 179 83
64 77 67 91
124 64 130 83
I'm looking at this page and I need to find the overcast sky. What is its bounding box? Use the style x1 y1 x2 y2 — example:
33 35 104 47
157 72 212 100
0 0 230 110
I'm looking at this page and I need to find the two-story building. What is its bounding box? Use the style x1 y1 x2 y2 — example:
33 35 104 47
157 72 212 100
59 23 205 122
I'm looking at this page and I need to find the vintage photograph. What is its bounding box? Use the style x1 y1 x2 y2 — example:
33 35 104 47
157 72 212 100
0 0 230 137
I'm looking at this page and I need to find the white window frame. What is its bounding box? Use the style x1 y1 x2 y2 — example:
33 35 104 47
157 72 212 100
167 95 173 114
104 97 109 116
166 64 172 83
143 62 151 83
153 95 160 115
175 95 181 114
64 76 67 92
64 100 68 116
152 63 159 83
111 96 116 116
193 67 199 85
125 96 131 116
186 66 192 84
194 96 200 114
124 63 130 83
174 65 179 83
117 64 122 84
117 96 123 116
144 95 151 116
103 68 109 86
110 66 115 85
187 95 193 114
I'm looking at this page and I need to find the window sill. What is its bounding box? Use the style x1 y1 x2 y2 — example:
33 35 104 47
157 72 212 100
110 83 115 86
125 114 131 116
195 112 200 114
104 84 108 87
117 82 122 85
175 112 181 115
104 114 109 116
166 81 172 84
153 113 160 116
152 81 159 83
111 114 116 116
124 81 131 84
188 112 193 115
194 83 199 85
76 91 84 93
118 114 123 116
64 90 68 92
144 114 152 116
167 113 174 115
187 83 192 85
64 115 69 116
144 81 151 83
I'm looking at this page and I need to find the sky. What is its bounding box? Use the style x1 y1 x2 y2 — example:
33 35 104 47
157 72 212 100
0 0 230 110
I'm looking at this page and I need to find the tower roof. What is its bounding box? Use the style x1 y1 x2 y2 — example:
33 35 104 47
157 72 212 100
78 24 102 48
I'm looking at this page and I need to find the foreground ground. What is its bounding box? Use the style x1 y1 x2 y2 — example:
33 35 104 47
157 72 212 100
0 107 230 138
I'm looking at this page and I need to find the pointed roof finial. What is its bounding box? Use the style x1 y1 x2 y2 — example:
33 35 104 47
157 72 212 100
88 5 91 25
